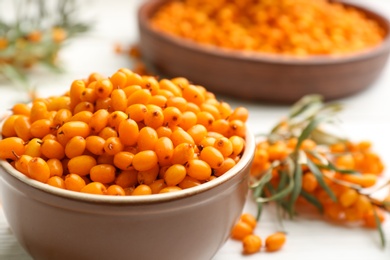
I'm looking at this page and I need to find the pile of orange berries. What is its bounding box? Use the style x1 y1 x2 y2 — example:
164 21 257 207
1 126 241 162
151 0 385 55
231 213 286 254
251 137 386 228
0 68 248 196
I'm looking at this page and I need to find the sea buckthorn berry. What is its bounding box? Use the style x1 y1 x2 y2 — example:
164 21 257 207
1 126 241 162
113 151 134 171
107 185 125 196
149 179 167 194
126 103 148 122
98 126 118 140
171 143 195 165
339 189 358 208
159 186 182 193
155 137 174 166
95 79 113 99
67 155 97 176
47 176 65 189
138 165 159 185
95 97 112 112
81 182 107 195
47 158 63 177
123 85 142 97
89 109 110 134
115 169 138 188
240 213 257 229
156 126 172 138
0 137 26 160
187 124 207 144
128 89 151 105
117 119 139 146
200 146 224 169
111 89 127 112
149 94 167 108
85 136 106 155
230 107 249 122
97 154 114 165
108 111 128 130
231 220 253 241
70 80 86 104
214 157 236 177
60 121 90 140
15 154 32 176
167 96 187 112
73 101 94 114
200 103 220 120
178 176 201 189
142 76 160 95
179 111 197 130
64 173 86 192
12 103 31 116
132 150 158 171
171 127 195 146
70 111 93 124
41 139 65 160
24 138 42 157
90 164 116 184
1 115 19 137
214 137 233 157
104 137 124 155
14 115 33 141
28 157 50 183
186 159 212 181
65 136 86 158
265 232 286 252
210 119 229 137
110 71 128 88
302 172 318 193
30 119 53 138
230 136 245 157
163 106 182 127
132 184 152 195
164 164 187 186
30 101 49 122
182 85 205 106
159 79 182 97
228 119 246 138
242 234 262 255
137 127 158 151
80 87 98 103
197 111 215 129
144 104 164 129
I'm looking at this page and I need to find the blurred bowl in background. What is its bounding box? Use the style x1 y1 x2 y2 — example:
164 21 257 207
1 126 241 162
138 0 390 103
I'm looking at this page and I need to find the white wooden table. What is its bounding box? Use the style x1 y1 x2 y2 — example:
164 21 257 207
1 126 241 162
1 0 390 259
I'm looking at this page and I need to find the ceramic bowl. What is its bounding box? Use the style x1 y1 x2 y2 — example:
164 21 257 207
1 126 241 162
0 127 255 260
137 0 390 103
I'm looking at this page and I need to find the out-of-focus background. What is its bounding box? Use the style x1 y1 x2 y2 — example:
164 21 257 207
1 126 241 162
1 0 390 259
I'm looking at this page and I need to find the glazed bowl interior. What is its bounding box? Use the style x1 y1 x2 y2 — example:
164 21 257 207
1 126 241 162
138 0 390 103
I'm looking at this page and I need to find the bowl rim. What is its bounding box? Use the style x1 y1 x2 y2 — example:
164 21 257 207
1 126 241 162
138 0 390 65
0 116 255 205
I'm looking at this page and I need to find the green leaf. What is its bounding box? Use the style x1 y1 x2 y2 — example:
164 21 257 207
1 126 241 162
287 159 302 216
255 172 294 204
294 116 330 153
373 208 386 248
306 157 337 202
289 94 323 119
250 168 273 198
300 190 324 213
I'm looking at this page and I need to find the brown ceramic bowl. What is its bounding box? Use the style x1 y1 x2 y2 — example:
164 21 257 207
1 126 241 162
0 126 255 260
138 0 390 103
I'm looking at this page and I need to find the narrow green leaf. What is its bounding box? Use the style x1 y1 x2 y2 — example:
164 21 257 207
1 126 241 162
306 157 337 202
255 173 294 204
256 202 263 221
286 158 302 216
300 190 324 213
289 94 323 118
373 209 386 248
294 116 330 153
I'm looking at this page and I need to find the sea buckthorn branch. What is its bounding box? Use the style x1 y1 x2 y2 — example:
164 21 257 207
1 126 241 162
250 95 388 247
0 0 89 87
